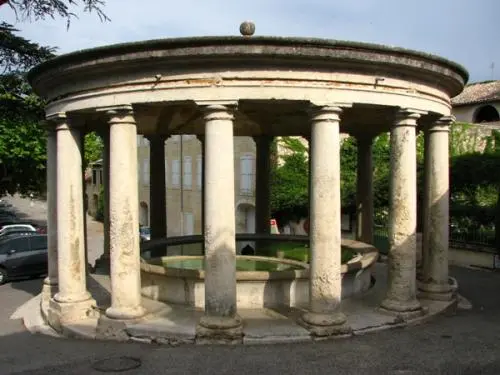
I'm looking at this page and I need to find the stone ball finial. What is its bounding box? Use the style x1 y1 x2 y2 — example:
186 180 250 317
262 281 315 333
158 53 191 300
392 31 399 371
239 21 255 36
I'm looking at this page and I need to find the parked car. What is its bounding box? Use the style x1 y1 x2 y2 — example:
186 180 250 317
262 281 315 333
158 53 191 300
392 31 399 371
0 224 37 237
0 230 37 240
0 234 47 284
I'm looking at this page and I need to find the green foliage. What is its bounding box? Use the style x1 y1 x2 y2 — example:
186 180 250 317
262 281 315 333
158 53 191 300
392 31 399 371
449 122 481 157
372 133 392 209
339 137 357 210
0 1 108 196
270 149 309 224
0 110 47 195
83 132 103 169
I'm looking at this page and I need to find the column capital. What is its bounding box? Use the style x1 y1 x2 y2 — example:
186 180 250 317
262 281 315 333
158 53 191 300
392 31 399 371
199 103 236 122
100 105 136 124
428 115 455 133
309 103 352 123
394 108 427 127
144 134 168 143
252 135 274 144
355 133 376 145
45 113 68 131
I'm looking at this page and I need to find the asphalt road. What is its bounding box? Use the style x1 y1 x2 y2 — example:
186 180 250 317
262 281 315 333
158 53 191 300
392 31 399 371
0 266 499 375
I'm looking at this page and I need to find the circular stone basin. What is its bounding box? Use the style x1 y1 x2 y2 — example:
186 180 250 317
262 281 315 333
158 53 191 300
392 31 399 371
151 256 306 272
140 238 378 309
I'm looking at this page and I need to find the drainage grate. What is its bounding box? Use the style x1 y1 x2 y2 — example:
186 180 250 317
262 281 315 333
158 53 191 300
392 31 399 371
92 356 142 372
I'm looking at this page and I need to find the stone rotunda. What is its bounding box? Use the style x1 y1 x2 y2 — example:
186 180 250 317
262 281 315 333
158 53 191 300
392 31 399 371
27 23 468 342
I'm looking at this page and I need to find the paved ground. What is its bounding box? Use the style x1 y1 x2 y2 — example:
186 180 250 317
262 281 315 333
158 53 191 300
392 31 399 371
1 196 500 374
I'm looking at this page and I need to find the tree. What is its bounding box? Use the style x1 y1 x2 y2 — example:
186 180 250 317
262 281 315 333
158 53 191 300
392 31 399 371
0 25 55 195
1 1 108 28
0 0 108 196
270 137 309 225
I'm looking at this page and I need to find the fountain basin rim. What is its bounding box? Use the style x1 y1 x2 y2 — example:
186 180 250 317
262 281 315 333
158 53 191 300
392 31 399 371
140 238 379 281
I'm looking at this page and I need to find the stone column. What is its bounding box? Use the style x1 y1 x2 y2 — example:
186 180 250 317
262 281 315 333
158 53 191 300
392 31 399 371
42 124 58 302
418 127 431 274
148 135 167 239
254 136 272 234
300 105 350 337
105 106 144 320
49 113 95 328
95 130 111 271
197 104 242 342
380 109 424 318
418 116 454 300
196 135 205 245
355 135 374 244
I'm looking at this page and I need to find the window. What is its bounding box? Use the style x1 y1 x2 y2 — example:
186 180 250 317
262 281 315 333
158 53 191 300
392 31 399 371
240 154 255 195
183 212 194 235
99 170 103 185
172 159 180 187
8 237 30 252
92 170 97 185
196 155 202 190
143 158 150 185
183 156 192 189
30 236 47 251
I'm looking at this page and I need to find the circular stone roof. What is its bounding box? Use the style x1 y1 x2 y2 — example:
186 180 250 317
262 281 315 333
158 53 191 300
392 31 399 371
28 36 468 99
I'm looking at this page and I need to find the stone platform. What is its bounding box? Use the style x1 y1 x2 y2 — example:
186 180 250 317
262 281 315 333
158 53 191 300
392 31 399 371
19 263 460 345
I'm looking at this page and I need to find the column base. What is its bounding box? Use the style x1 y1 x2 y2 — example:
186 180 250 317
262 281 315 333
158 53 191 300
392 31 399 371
417 277 457 301
196 315 243 344
41 278 58 302
47 296 97 333
379 298 425 320
298 311 352 338
105 305 145 320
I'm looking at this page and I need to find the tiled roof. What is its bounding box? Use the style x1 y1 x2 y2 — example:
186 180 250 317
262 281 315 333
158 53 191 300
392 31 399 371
452 80 500 106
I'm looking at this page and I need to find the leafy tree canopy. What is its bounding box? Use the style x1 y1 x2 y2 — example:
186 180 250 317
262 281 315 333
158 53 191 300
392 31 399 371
0 0 108 196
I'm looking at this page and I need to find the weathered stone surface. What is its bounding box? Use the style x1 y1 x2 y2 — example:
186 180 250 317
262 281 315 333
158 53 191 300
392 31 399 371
201 105 238 321
381 110 423 316
419 117 454 299
302 106 347 334
106 108 145 320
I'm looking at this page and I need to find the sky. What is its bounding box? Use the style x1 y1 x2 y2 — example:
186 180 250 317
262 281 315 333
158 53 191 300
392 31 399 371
1 0 499 83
